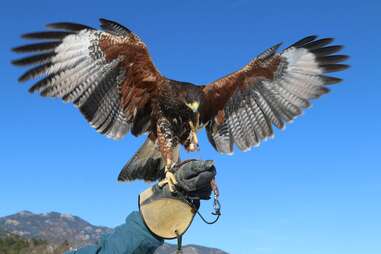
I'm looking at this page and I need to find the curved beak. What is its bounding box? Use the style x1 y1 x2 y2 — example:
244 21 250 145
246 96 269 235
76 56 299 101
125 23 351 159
186 101 200 113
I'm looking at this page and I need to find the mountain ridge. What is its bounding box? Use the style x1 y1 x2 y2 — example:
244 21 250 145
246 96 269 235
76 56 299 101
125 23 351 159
0 211 228 254
0 210 111 248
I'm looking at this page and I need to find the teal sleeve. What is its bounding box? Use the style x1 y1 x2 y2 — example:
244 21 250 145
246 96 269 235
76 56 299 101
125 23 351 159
64 211 164 254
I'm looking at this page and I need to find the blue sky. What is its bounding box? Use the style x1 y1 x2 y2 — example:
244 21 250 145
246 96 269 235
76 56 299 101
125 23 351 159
0 0 380 253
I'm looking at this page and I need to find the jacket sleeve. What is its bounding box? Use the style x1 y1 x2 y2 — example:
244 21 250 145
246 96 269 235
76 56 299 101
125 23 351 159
65 211 164 254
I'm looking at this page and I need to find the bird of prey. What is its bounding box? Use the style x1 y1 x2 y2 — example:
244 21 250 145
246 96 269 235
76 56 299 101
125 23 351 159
12 19 349 191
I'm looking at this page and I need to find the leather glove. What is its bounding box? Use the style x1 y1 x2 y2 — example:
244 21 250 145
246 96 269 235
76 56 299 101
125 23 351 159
173 159 216 200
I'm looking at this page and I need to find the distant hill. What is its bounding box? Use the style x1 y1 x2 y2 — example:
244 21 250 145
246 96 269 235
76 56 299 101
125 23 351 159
0 210 111 248
0 211 228 254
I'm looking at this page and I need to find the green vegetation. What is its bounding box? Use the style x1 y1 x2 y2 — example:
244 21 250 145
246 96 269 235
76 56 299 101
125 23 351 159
0 235 28 254
0 234 69 254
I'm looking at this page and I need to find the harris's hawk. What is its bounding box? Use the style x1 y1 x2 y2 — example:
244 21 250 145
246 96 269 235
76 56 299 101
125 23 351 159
12 19 349 191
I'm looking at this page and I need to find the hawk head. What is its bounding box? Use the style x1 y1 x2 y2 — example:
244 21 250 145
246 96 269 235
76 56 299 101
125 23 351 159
182 85 202 113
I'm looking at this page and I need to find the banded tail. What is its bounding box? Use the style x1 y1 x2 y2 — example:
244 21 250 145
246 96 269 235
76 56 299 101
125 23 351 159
118 137 180 182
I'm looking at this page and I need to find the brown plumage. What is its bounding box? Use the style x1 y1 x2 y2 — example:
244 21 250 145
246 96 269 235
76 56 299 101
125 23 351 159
12 19 349 186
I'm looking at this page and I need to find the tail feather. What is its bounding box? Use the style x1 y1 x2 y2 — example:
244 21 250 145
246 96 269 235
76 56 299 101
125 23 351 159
118 137 165 182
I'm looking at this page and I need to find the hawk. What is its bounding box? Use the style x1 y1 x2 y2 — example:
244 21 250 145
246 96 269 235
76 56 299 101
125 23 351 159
12 19 349 191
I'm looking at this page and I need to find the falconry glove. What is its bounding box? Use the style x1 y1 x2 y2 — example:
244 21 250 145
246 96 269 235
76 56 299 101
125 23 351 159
138 159 217 239
172 159 216 200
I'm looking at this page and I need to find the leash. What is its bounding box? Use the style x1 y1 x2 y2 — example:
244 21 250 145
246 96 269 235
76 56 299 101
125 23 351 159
196 178 221 224
174 164 222 253
176 178 222 253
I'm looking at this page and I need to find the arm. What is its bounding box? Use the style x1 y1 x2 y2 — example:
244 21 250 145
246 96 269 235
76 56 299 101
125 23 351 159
65 212 163 254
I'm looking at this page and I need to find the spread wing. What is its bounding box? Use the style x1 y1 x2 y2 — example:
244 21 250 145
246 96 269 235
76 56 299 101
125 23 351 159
12 18 164 139
201 36 349 154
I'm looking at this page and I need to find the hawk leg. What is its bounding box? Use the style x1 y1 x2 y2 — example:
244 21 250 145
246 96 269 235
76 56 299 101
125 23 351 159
156 117 179 192
184 119 200 152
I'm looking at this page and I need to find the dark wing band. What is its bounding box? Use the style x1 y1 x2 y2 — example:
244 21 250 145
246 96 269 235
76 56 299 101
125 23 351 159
12 19 163 139
201 36 349 154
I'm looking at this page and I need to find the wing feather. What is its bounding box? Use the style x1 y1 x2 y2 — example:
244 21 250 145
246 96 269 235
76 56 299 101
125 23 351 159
13 19 163 139
12 41 62 53
21 31 72 40
202 36 349 154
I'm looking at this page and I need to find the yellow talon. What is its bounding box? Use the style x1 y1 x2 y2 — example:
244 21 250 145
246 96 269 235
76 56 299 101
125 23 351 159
158 165 178 192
